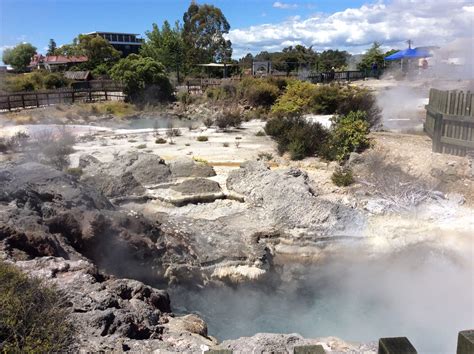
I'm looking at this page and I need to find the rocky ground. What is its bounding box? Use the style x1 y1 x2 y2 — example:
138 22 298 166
1 106 473 352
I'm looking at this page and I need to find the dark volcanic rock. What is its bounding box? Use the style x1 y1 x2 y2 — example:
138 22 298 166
170 159 216 178
171 178 221 194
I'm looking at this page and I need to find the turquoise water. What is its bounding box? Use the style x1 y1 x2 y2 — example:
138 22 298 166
170 245 473 353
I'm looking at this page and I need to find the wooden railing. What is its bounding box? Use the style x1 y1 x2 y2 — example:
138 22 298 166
0 87 125 111
424 89 474 156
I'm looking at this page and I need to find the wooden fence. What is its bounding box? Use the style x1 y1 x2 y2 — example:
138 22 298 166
0 87 125 111
424 88 474 156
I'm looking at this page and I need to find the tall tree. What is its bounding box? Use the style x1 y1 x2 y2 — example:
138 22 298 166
141 21 185 81
2 43 37 72
55 34 121 70
358 42 385 72
47 39 57 56
182 2 232 66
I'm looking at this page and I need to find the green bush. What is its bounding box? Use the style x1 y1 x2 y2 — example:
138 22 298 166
205 82 238 102
255 130 266 136
66 167 83 177
270 82 380 127
242 80 279 107
0 261 73 352
155 137 167 144
336 87 381 128
265 116 329 160
136 144 147 149
197 136 208 142
215 109 242 130
323 111 371 161
203 117 214 128
44 73 68 89
271 80 319 118
331 166 354 186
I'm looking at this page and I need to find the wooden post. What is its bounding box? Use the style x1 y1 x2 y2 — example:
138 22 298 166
21 94 25 109
432 112 444 153
88 89 92 102
7 95 11 111
72 90 75 103
46 92 50 106
35 94 39 108
105 90 108 101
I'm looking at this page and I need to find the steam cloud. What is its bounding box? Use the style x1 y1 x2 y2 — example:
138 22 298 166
171 241 473 354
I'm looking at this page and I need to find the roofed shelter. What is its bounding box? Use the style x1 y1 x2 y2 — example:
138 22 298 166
196 63 239 78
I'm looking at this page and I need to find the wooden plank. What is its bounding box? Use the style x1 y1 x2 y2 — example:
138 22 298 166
441 114 474 122
440 136 474 149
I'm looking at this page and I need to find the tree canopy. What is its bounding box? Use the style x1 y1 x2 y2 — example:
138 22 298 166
55 34 121 70
141 20 186 81
47 39 57 56
109 54 172 103
2 43 37 72
357 42 385 72
182 2 232 65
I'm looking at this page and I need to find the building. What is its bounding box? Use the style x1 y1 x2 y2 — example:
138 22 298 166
85 32 143 56
30 54 88 71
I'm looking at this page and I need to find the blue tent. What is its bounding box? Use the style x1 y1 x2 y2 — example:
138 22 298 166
384 47 432 60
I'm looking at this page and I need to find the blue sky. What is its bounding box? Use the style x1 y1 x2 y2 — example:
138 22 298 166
1 0 473 63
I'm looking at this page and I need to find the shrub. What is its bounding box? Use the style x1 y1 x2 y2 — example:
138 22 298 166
197 136 208 142
215 109 242 130
243 81 279 107
271 80 319 118
137 144 147 149
43 73 68 89
258 152 273 161
323 111 371 161
155 137 167 144
66 167 83 177
331 167 354 186
203 117 214 128
222 142 229 147
205 83 238 102
336 87 381 129
0 261 73 352
255 130 266 136
265 116 329 160
177 90 194 105
28 127 75 170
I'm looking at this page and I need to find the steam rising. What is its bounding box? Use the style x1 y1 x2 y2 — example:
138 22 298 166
171 241 473 354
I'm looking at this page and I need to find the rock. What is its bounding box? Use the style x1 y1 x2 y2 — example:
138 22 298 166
226 161 363 234
170 158 216 178
446 193 465 205
348 152 364 166
171 178 221 194
10 256 210 352
219 333 376 353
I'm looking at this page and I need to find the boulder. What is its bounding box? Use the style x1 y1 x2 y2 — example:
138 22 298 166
170 158 216 178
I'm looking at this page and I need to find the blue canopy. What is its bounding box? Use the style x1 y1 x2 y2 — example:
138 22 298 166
384 47 432 60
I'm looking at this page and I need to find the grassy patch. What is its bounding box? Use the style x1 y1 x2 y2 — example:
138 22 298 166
196 136 208 142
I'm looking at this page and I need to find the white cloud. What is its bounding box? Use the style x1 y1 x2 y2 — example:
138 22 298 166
229 0 474 58
273 1 298 9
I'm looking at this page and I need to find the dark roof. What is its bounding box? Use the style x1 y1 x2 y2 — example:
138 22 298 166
64 71 92 80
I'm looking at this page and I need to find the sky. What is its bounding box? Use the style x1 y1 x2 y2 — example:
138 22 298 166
0 0 473 64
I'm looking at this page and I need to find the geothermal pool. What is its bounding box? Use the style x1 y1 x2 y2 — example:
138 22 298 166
171 243 473 354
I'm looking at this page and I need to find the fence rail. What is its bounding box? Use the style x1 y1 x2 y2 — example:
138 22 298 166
0 87 125 111
424 88 474 156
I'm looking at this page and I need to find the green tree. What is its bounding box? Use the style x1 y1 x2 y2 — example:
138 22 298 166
317 49 349 71
2 43 37 72
141 20 186 82
55 34 121 70
357 42 385 72
47 38 57 55
109 54 172 103
182 2 232 66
